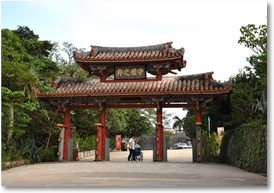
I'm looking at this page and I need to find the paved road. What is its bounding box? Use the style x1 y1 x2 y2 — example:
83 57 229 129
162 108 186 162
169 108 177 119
1 149 267 187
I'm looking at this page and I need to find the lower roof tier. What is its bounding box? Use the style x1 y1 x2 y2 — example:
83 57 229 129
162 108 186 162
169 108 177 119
37 72 232 99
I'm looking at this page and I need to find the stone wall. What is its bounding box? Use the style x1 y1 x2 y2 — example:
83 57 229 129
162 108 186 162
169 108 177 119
220 124 267 173
141 134 190 150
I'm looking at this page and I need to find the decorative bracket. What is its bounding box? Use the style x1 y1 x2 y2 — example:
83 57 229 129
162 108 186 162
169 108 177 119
200 98 214 108
152 97 164 110
95 98 106 111
155 122 162 130
50 99 70 112
95 123 102 131
196 122 202 131
99 66 104 77
196 98 199 111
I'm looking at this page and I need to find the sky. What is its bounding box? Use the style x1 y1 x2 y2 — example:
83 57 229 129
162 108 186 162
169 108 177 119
0 0 269 129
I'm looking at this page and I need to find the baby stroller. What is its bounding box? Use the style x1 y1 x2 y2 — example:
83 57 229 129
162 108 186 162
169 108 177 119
134 147 143 161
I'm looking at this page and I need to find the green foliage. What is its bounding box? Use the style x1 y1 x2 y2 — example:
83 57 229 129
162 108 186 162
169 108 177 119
52 41 86 78
41 149 57 162
229 70 260 127
172 115 183 131
123 109 153 137
203 131 220 160
182 108 195 139
1 143 10 162
139 108 172 128
106 109 129 136
22 138 43 164
73 130 96 152
1 26 60 164
163 131 175 137
1 87 31 143
252 91 267 121
238 24 267 88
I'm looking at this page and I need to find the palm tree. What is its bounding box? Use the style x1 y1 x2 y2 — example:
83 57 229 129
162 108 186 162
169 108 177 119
172 116 184 131
173 116 190 137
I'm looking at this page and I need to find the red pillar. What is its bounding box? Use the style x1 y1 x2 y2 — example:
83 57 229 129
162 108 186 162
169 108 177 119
63 106 70 161
101 104 106 160
95 125 103 161
95 103 106 161
155 104 163 161
195 107 202 162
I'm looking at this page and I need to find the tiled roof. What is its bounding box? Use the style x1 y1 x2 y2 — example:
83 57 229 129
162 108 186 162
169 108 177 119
73 42 184 63
37 72 232 98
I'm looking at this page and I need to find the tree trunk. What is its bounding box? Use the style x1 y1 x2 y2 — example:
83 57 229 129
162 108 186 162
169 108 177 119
6 99 14 156
46 133 51 150
5 100 14 145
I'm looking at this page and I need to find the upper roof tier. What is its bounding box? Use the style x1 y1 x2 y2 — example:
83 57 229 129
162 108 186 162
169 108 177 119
73 42 186 78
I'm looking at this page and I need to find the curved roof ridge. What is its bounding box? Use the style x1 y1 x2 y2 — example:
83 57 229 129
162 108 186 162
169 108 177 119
73 42 185 58
93 42 172 53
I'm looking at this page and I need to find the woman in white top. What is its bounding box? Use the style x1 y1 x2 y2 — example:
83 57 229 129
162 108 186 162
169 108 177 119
127 135 135 161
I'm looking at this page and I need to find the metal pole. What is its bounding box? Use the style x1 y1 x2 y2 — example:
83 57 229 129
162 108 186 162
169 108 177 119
208 116 210 138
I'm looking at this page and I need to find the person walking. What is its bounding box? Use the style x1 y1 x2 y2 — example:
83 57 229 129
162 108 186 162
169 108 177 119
127 135 136 161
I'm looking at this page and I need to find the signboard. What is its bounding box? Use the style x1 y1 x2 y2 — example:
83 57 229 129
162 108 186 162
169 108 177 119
217 127 225 142
115 65 146 80
115 134 122 150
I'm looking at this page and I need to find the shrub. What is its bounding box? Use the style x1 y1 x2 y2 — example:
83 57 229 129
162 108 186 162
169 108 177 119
22 138 43 164
41 149 57 162
202 130 220 161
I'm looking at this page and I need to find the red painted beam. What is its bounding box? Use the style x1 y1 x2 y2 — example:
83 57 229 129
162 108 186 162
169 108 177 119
106 104 156 109
162 104 195 108
70 105 99 110
69 103 197 110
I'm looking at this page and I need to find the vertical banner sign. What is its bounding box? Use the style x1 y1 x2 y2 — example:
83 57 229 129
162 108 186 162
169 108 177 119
208 116 210 137
217 127 225 142
115 134 122 150
115 65 146 80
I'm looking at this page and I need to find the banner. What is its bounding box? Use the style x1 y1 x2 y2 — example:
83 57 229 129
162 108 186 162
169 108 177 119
217 127 225 142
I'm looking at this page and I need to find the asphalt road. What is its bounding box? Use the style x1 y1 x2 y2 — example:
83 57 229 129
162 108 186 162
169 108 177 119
1 149 267 187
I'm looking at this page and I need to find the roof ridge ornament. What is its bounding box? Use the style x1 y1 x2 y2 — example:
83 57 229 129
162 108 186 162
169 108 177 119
90 45 95 55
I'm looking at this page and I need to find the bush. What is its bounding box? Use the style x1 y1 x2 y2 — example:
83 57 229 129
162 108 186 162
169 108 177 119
73 130 96 151
41 149 57 162
202 130 220 161
22 138 43 164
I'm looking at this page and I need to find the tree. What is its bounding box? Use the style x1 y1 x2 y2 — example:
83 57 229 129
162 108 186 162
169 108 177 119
182 108 196 139
139 108 173 128
238 24 267 90
123 109 153 137
53 41 87 78
229 24 267 126
1 26 59 161
172 116 183 131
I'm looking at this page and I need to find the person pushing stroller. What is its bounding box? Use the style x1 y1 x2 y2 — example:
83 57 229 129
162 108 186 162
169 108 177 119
128 135 136 161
